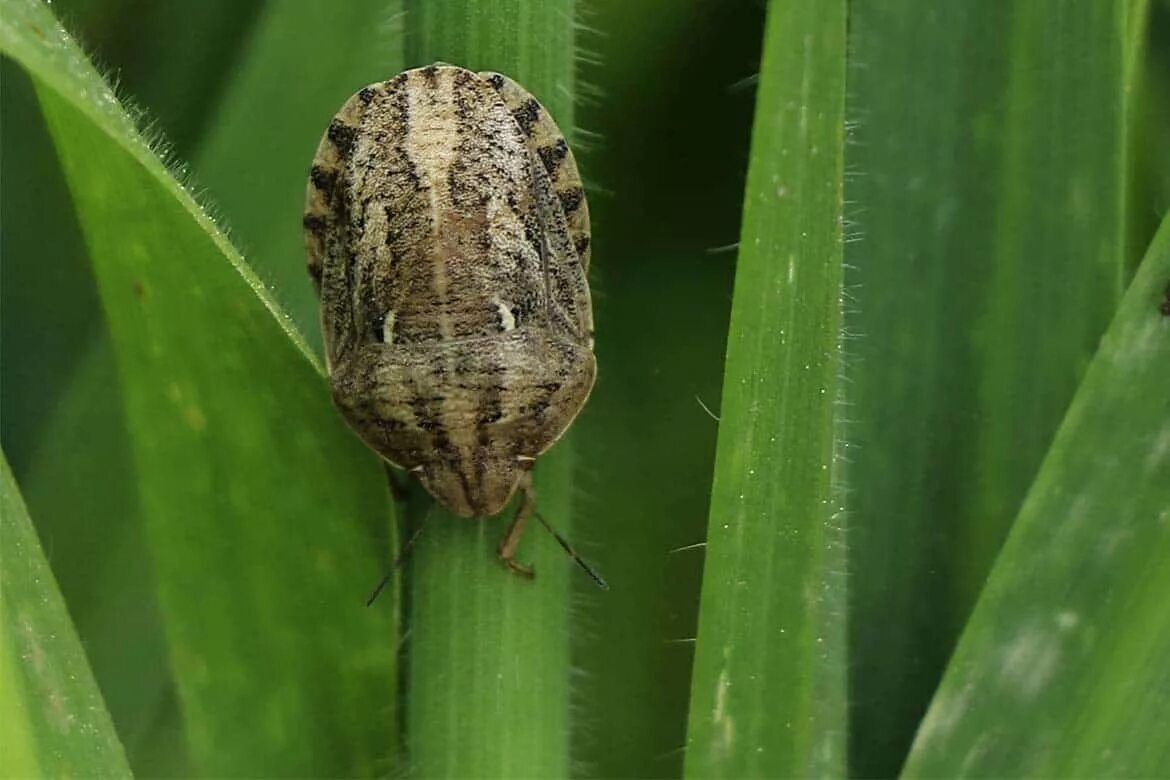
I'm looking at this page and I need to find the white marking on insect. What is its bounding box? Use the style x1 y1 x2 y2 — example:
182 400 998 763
496 301 517 331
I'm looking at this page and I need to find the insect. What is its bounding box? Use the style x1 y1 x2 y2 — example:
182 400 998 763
304 63 604 593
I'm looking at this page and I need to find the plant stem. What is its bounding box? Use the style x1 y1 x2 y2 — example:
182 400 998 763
402 3 577 778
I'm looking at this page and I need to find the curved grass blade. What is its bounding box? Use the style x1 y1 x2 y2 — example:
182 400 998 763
0 60 178 774
1 1 398 774
683 1 848 776
401 3 577 777
903 214 1170 778
844 4 1136 773
0 450 131 778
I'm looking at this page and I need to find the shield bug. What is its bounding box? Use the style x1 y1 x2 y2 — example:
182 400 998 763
304 63 604 592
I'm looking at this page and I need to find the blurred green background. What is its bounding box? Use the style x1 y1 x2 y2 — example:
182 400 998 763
3 0 1169 777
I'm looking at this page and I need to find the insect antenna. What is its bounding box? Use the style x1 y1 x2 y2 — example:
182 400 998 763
533 510 610 590
365 512 430 606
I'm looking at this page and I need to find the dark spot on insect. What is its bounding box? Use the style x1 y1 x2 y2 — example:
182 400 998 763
514 98 541 136
537 138 568 173
558 186 584 215
451 90 474 123
357 87 377 104
328 119 356 157
477 409 505 428
574 235 590 258
478 397 504 425
310 165 337 195
527 398 551 419
486 73 505 90
303 213 327 234
511 306 524 326
403 161 422 189
447 167 480 208
422 64 439 86
522 219 540 249
1160 281 1170 316
386 227 409 251
453 68 473 87
410 394 444 434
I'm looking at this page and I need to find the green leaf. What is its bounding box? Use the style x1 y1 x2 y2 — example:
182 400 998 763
398 4 580 778
844 4 1135 773
903 214 1170 778
1 1 398 775
17 336 181 772
0 59 178 773
0 450 131 778
683 1 848 777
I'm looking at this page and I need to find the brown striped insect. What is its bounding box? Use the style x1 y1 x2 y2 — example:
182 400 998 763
304 63 604 597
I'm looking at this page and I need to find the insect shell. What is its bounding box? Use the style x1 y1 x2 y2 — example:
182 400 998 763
304 63 594 519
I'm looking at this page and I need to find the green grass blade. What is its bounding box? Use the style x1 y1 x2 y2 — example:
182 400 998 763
1 1 398 774
903 215 1170 778
16 337 181 772
194 1 405 353
683 1 848 776
400 3 576 777
1 61 178 773
0 450 132 778
969 4 1130 581
845 5 1133 773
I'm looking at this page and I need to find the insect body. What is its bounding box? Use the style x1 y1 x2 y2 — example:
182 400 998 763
304 64 597 581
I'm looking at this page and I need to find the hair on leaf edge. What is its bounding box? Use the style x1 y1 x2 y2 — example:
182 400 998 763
8 5 324 377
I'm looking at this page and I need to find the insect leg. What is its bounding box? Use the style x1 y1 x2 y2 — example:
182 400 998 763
498 473 537 578
532 510 609 591
365 513 430 606
366 473 431 606
501 471 610 589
